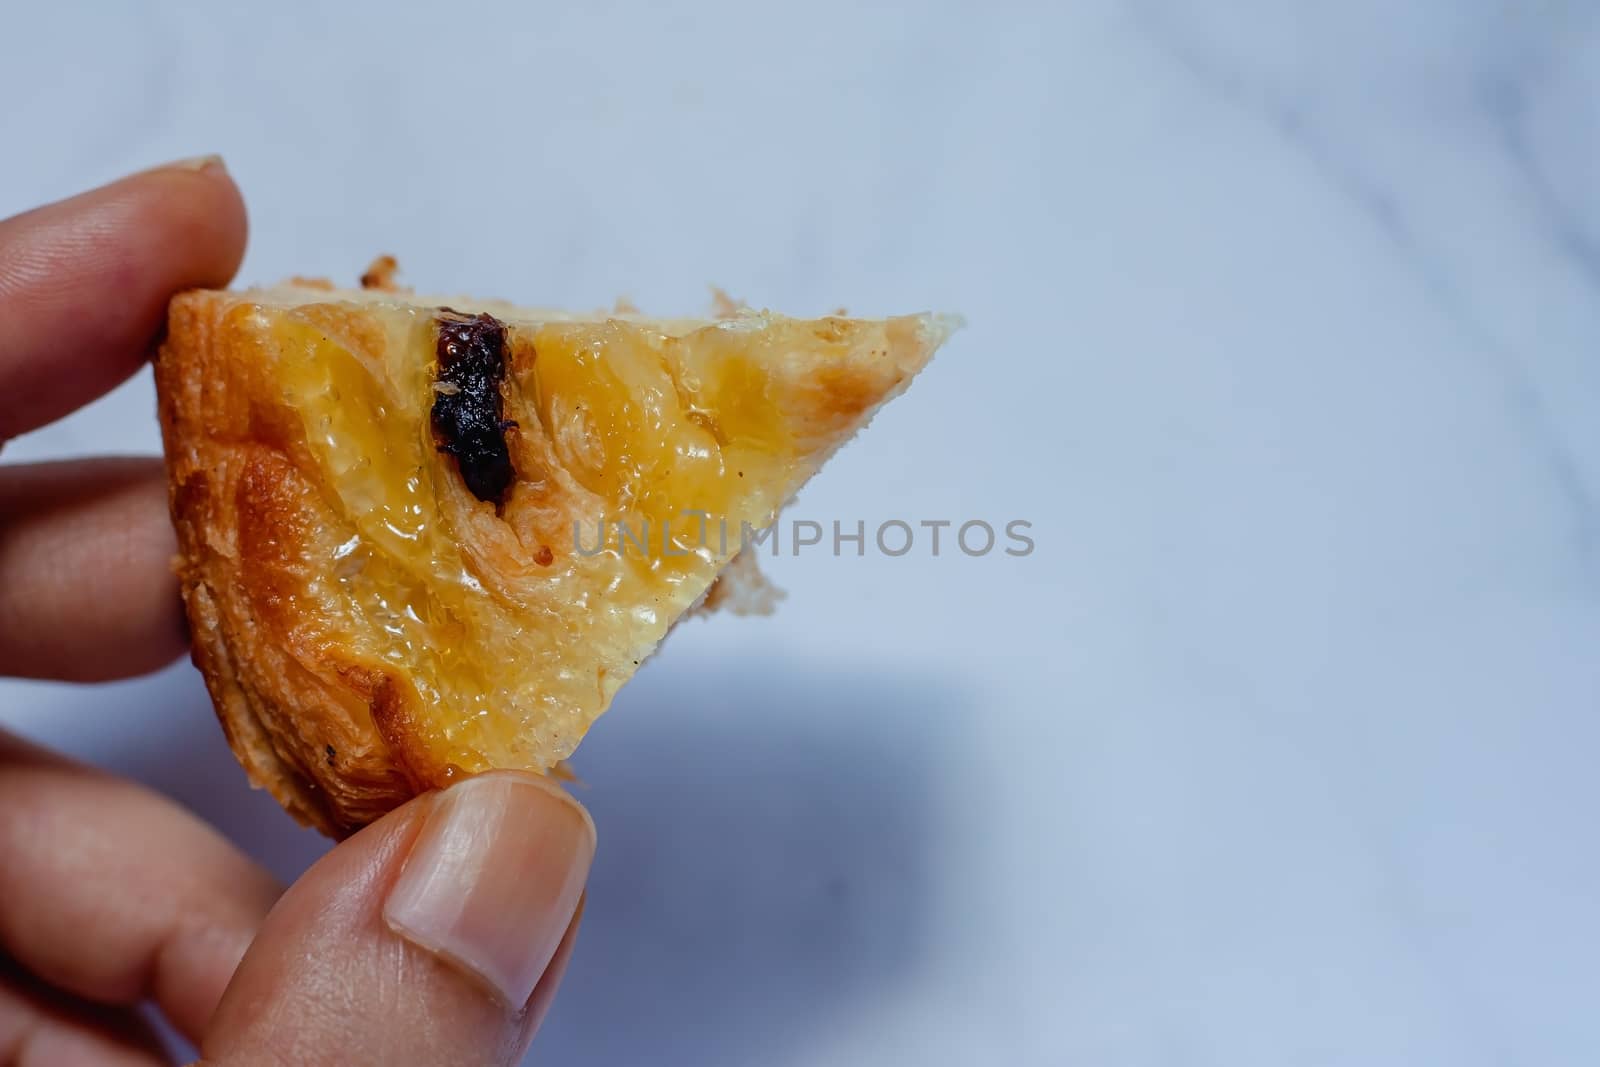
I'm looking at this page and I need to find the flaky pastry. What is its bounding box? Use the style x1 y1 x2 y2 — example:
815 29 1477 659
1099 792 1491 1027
155 266 953 835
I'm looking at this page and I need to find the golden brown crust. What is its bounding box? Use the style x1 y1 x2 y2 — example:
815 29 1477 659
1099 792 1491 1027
157 284 953 836
158 296 418 834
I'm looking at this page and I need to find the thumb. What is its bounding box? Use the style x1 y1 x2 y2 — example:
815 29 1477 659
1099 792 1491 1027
200 771 595 1067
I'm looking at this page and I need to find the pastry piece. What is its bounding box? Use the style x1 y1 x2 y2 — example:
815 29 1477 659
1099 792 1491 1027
156 269 954 836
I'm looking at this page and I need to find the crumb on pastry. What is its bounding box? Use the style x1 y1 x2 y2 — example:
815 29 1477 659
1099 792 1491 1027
360 254 402 291
709 286 745 319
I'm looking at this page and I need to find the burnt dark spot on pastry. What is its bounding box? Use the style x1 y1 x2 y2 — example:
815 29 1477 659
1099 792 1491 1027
432 309 515 505
533 544 555 567
325 744 337 765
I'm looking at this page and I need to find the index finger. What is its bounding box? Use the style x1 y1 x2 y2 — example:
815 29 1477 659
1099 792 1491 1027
0 157 247 443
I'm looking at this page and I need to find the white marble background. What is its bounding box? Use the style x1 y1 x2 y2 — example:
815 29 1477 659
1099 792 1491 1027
3 2 1598 1064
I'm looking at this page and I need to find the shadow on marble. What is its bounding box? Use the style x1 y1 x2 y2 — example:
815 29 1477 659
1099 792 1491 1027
533 660 960 1067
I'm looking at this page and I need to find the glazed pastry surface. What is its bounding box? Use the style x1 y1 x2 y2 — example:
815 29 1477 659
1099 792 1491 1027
156 280 951 834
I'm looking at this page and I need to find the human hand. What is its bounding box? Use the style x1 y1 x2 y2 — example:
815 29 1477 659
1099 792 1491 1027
0 159 595 1065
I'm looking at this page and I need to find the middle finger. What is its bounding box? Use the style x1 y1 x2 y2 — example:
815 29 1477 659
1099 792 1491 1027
0 732 282 1043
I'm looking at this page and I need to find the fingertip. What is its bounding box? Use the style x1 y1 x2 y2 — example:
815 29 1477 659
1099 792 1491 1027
95 155 249 290
150 155 248 274
0 157 250 440
382 772 595 1007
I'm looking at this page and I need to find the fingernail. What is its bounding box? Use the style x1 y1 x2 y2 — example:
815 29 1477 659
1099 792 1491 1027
150 153 226 174
523 894 586 1034
383 772 595 1007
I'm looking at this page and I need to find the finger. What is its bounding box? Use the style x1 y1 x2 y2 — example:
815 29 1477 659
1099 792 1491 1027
0 958 167 1067
0 457 185 680
0 156 246 442
0 733 282 1043
203 772 595 1067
